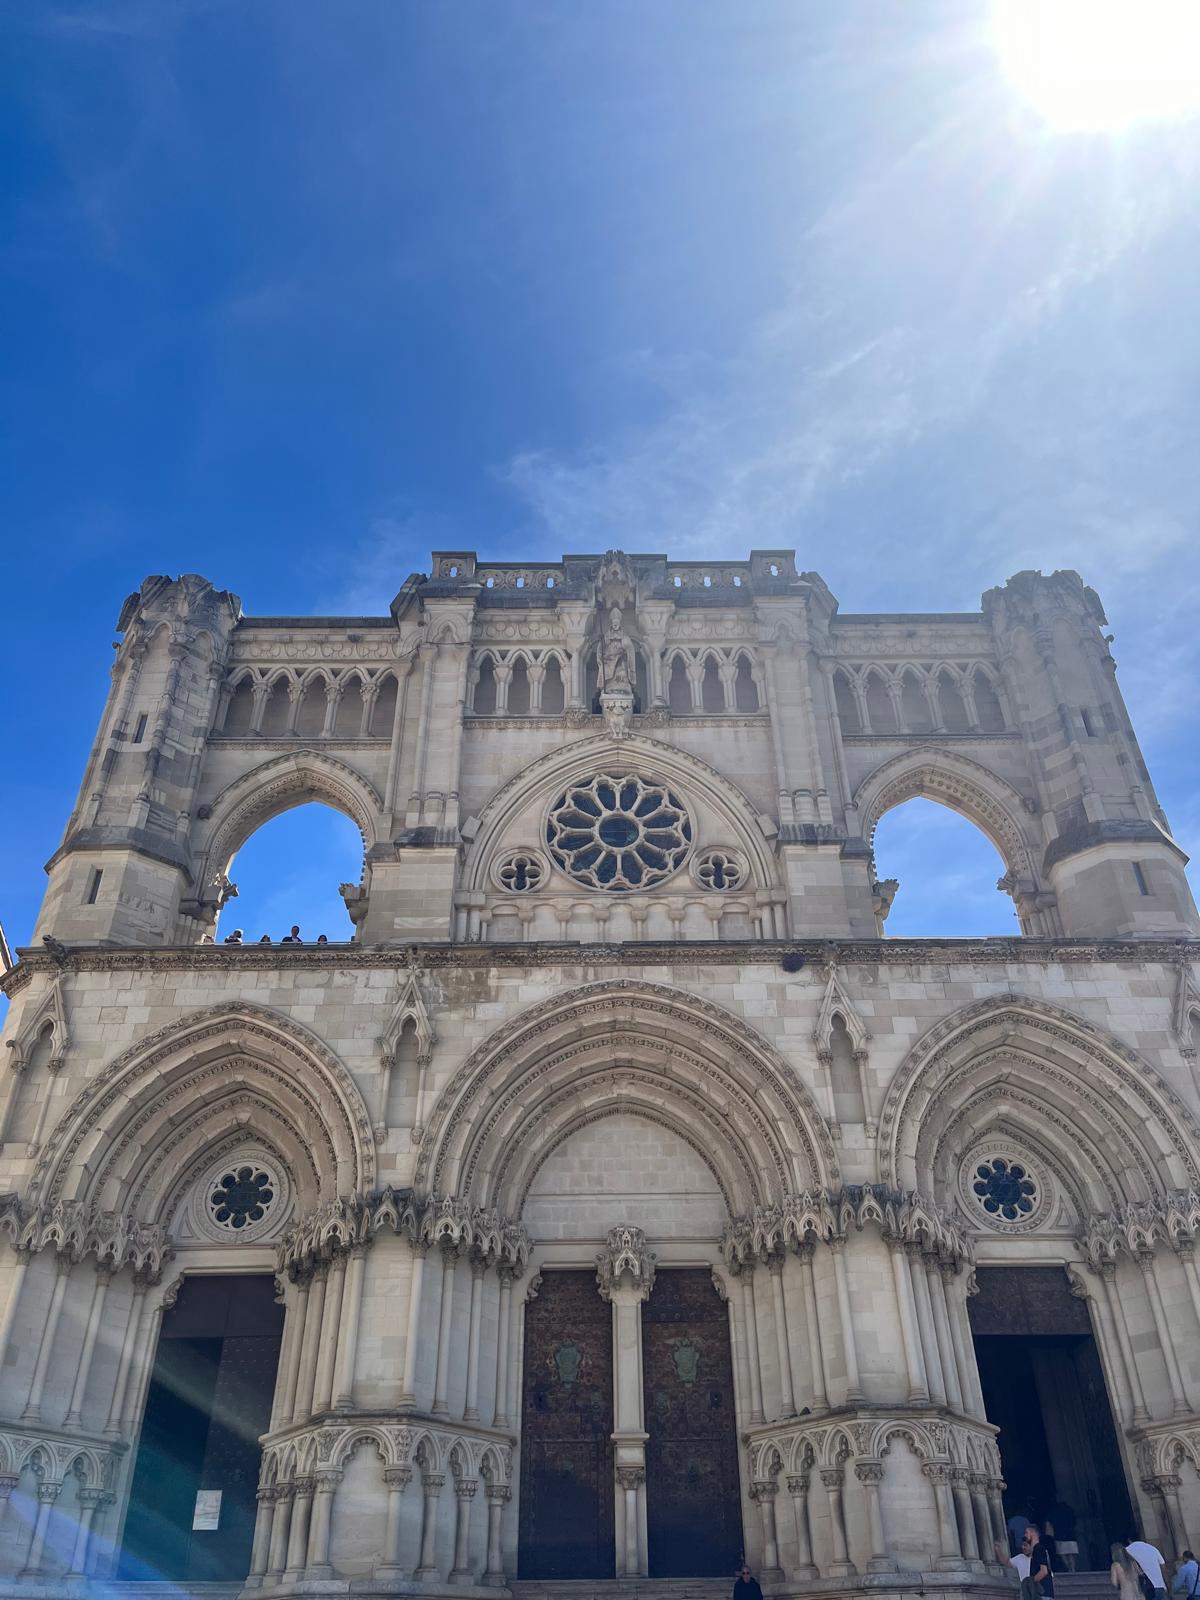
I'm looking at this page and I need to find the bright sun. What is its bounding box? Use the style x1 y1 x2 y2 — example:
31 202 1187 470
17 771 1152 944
992 0 1200 131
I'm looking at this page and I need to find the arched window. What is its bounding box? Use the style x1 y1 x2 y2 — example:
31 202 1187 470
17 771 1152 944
508 658 531 716
936 670 971 733
542 656 565 714
972 669 1006 732
668 656 691 716
386 1017 420 1127
474 658 497 715
872 797 1018 936
333 675 364 737
295 677 327 737
584 650 599 712
634 650 649 713
899 670 932 733
733 653 759 712
261 679 291 736
224 678 254 734
864 671 897 734
370 672 398 736
833 671 861 733
828 1013 865 1124
216 802 362 945
701 656 725 713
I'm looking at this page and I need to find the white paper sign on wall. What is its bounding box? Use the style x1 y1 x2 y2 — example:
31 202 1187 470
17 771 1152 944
192 1490 222 1531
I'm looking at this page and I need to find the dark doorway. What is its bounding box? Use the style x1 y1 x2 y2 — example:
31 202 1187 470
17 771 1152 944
518 1270 615 1579
118 1274 283 1583
970 1265 1134 1568
643 1269 743 1577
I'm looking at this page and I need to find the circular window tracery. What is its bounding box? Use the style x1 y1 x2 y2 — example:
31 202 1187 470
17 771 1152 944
546 774 692 891
495 851 546 894
972 1157 1036 1221
208 1164 276 1232
694 849 744 891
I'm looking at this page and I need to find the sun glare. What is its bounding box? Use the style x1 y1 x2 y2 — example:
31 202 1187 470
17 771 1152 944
993 0 1200 131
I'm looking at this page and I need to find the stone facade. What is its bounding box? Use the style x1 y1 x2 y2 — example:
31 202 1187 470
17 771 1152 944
0 547 1198 1599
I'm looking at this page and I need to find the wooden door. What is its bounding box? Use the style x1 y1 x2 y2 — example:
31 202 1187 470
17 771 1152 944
518 1270 615 1579
643 1269 743 1577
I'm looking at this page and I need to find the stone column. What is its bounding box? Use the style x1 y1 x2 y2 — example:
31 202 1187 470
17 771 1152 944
399 1241 427 1409
597 1225 656 1578
270 1277 306 1429
415 1472 446 1579
375 1466 414 1581
889 1242 929 1404
312 1252 347 1414
797 1243 829 1410
246 1486 277 1588
20 1252 73 1423
751 1479 784 1577
285 1477 315 1575
333 1246 368 1411
63 1265 113 1430
464 1258 486 1421
432 1244 460 1417
856 1459 894 1572
927 1258 964 1410
1099 1262 1150 1423
952 1468 982 1567
306 1470 341 1577
450 1476 478 1583
821 1466 856 1577
266 1483 293 1580
739 1266 766 1423
292 1262 328 1422
67 1488 108 1577
829 1240 864 1403
970 1474 997 1566
941 1264 983 1418
484 1484 510 1585
786 1473 818 1579
987 1479 1008 1553
907 1245 945 1404
925 1463 962 1566
1138 1252 1190 1415
491 1264 513 1427
767 1256 797 1418
0 1254 30 1373
618 1468 644 1577
20 1479 63 1576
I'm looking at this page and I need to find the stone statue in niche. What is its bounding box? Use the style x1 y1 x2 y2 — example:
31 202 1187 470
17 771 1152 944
599 605 635 695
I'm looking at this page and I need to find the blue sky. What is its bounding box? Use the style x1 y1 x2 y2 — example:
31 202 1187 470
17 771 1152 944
2 1 1198 956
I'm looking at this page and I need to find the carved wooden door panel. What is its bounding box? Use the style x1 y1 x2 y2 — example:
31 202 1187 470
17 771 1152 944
518 1270 615 1579
643 1269 742 1577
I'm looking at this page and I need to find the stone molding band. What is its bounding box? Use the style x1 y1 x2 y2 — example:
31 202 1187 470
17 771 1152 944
722 1184 975 1271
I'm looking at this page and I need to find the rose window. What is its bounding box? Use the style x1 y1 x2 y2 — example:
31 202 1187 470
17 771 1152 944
972 1157 1037 1222
695 849 743 891
209 1165 276 1231
496 852 545 893
546 774 692 890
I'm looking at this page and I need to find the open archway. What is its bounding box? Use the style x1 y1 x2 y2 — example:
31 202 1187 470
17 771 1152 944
872 798 1018 936
214 802 362 944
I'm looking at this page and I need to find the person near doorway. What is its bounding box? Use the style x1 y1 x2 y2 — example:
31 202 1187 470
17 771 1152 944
1010 1505 1036 1556
1023 1525 1055 1599
1171 1551 1199 1597
1112 1544 1144 1600
1051 1502 1079 1573
733 1564 764 1600
1127 1537 1169 1600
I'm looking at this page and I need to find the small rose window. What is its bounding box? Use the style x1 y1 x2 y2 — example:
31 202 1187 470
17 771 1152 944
972 1157 1037 1222
209 1165 276 1231
695 850 743 891
546 774 692 890
497 852 545 893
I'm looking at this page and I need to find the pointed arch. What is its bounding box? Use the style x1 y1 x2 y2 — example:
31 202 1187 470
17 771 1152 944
879 993 1200 1215
6 975 70 1071
415 979 837 1219
812 966 869 1065
28 1003 375 1221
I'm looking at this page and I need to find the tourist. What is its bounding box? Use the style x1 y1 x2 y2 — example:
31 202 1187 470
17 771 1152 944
732 1564 763 1600
259 933 271 943
1127 1537 1169 1600
1023 1525 1054 1600
1010 1505 1035 1556
289 924 303 942
1112 1544 1142 1600
1051 1501 1079 1573
223 928 244 944
1172 1552 1199 1597
316 933 328 944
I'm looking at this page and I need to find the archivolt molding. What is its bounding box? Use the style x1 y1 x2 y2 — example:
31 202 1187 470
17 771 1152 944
195 748 382 889
879 994 1200 1204
852 746 1038 879
460 733 780 899
746 1413 1000 1482
415 980 838 1210
27 1003 376 1216
722 1185 973 1272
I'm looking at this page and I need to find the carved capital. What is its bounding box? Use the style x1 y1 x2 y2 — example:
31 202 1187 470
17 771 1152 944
785 1474 810 1497
616 1467 645 1491
596 1225 657 1301
855 1460 885 1486
819 1468 844 1491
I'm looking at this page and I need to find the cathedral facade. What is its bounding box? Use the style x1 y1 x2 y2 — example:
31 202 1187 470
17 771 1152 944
1 547 1199 1599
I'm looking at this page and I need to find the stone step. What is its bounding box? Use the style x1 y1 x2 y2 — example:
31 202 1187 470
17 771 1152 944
1052 1572 1114 1600
511 1581 732 1600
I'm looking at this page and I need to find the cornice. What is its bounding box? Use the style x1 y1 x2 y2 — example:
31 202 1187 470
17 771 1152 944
4 935 1197 998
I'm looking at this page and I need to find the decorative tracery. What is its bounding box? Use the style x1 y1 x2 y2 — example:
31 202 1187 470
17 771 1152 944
545 774 692 890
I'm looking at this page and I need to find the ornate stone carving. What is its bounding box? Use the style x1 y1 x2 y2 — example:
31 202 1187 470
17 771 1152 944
596 1225 657 1301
